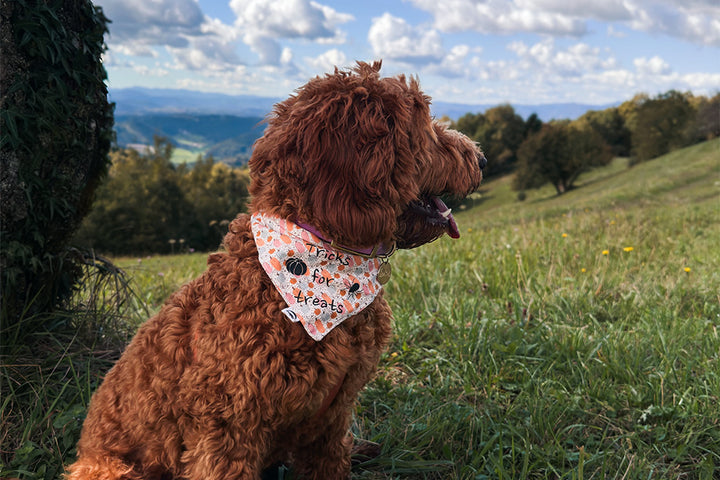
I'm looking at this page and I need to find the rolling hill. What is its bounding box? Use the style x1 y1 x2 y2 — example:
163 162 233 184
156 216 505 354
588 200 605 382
110 88 618 165
114 114 266 165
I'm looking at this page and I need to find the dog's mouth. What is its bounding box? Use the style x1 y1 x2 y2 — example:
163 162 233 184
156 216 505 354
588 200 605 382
410 195 460 238
396 194 462 249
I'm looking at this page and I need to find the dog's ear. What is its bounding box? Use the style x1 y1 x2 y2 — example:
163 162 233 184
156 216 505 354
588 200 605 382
249 69 420 248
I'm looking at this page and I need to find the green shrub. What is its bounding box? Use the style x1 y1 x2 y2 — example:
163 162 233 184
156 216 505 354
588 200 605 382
73 140 251 256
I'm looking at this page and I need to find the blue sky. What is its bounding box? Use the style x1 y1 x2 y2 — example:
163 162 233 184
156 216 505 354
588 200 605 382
96 0 720 106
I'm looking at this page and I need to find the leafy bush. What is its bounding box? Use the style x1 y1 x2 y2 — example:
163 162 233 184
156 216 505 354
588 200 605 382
689 93 720 142
512 120 613 195
452 105 531 178
0 0 114 328
630 90 696 164
74 138 250 255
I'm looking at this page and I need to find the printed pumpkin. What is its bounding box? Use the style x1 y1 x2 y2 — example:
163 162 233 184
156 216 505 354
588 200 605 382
285 257 308 276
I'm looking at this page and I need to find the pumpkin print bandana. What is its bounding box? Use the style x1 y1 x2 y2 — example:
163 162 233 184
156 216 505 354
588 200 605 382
251 213 384 341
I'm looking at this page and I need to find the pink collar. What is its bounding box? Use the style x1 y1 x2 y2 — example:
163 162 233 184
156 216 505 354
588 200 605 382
294 220 396 259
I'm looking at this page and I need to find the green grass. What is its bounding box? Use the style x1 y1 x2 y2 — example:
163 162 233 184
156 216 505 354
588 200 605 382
1 139 718 479
171 146 204 165
354 138 720 478
111 254 210 318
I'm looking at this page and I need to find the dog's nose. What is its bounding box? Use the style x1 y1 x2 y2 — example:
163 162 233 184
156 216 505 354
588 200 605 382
478 152 488 170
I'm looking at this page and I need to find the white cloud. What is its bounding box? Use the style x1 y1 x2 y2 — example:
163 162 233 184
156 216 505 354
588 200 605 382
450 39 644 103
368 13 445 64
174 63 305 97
507 39 616 76
407 0 586 36
230 0 353 65
280 48 294 66
131 64 170 77
167 41 236 72
627 1 720 46
681 72 720 92
96 0 244 74
519 0 632 22
99 0 355 72
95 0 205 49
113 44 159 58
305 49 349 74
241 32 283 65
442 44 472 73
421 44 485 79
174 66 266 94
634 56 672 76
607 25 627 38
165 18 243 72
408 0 720 46
97 0 720 106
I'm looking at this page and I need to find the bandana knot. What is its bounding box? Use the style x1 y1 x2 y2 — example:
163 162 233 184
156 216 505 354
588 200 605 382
251 213 385 341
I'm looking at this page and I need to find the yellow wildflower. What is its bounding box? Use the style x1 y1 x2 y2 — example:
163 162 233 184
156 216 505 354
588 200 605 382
684 267 691 273
602 250 609 256
623 246 634 252
562 233 568 238
581 268 586 273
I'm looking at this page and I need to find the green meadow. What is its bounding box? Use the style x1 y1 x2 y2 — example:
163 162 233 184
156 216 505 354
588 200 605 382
2 139 719 478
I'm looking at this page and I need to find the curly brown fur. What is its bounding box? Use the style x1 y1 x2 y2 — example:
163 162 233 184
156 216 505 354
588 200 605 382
66 61 484 480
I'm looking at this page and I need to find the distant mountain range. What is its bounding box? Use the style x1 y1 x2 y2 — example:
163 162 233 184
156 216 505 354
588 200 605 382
110 87 617 164
115 114 265 165
111 88 280 117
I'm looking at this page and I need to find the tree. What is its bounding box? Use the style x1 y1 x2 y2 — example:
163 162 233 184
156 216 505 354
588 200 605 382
0 0 113 326
452 104 530 177
75 138 251 255
580 107 632 157
688 93 720 142
75 138 196 255
481 105 528 175
453 112 485 140
617 93 648 135
179 154 250 250
525 113 543 136
513 121 613 195
631 90 696 164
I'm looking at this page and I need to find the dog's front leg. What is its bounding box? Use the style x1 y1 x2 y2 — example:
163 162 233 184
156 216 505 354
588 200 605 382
181 425 269 480
290 414 353 480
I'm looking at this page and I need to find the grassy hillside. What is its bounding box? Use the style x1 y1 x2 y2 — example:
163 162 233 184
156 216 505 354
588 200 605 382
472 137 719 214
1 139 718 478
362 138 719 478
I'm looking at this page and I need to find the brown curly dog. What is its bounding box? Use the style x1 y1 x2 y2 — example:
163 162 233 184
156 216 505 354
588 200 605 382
66 61 485 480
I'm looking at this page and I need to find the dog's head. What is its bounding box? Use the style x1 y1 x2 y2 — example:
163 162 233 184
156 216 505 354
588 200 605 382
249 61 485 252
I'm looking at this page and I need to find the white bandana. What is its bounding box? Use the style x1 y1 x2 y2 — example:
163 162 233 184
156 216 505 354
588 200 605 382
251 213 384 341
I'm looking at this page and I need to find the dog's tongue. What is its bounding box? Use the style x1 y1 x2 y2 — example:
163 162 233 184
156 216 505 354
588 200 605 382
432 196 460 239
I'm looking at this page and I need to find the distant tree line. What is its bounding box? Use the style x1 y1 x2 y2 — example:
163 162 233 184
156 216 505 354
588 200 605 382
451 90 719 196
74 137 250 255
75 90 718 256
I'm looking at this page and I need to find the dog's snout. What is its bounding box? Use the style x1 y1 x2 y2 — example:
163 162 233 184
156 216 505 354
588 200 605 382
478 152 488 170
